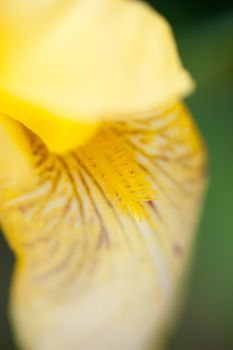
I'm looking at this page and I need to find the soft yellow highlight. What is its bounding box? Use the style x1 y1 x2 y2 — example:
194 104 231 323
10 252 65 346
0 0 194 153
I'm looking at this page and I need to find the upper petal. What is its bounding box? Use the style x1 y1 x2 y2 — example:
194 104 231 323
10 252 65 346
0 114 37 186
0 0 194 153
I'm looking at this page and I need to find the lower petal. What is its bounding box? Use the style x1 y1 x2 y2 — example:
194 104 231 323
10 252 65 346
0 102 206 350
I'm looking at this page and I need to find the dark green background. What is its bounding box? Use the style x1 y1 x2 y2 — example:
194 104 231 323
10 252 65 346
1 1 233 349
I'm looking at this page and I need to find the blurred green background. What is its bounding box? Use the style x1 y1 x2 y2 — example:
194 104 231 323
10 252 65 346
0 1 233 349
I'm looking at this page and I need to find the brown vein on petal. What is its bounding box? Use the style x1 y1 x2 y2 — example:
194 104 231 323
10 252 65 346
34 241 78 283
75 165 110 248
124 136 202 195
57 156 84 225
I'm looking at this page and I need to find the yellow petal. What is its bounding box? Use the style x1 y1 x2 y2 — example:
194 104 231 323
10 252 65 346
0 114 34 185
0 0 194 153
0 103 206 349
0 87 99 154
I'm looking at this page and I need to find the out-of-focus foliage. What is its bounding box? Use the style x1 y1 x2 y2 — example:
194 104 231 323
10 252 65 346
0 1 233 349
151 1 233 349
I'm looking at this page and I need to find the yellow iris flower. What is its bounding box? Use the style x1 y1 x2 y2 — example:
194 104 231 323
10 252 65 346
0 1 206 349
